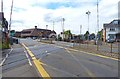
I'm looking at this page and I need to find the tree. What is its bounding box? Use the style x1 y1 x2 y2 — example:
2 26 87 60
58 34 62 41
64 30 72 41
97 29 103 41
84 31 89 40
90 33 95 40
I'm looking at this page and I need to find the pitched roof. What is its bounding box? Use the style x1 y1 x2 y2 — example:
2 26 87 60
21 27 56 37
104 19 120 28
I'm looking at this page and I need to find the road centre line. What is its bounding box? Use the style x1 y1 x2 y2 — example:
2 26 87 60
22 43 51 79
65 49 96 77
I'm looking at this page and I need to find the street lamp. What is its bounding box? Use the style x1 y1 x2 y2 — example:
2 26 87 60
79 25 82 45
9 0 14 34
62 18 65 41
46 25 48 29
9 0 14 45
86 11 91 34
53 21 54 31
1 0 3 12
97 0 99 51
86 11 91 41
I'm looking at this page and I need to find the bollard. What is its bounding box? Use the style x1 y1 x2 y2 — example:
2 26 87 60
16 39 18 44
110 43 112 53
10 37 13 45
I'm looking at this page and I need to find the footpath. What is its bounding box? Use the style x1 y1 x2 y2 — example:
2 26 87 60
1 43 39 77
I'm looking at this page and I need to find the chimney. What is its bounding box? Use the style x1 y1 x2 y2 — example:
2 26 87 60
35 26 37 29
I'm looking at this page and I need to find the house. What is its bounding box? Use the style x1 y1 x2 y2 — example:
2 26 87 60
21 26 56 39
14 31 21 37
103 19 120 42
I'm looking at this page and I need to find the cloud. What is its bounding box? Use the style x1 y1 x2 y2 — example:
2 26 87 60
32 2 79 9
44 13 63 22
2 0 120 34
13 7 26 12
12 20 24 24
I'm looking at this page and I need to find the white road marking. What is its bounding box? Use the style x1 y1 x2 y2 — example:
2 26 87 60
0 47 13 66
24 51 32 66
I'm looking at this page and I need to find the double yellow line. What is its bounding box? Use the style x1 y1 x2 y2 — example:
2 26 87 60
22 43 51 79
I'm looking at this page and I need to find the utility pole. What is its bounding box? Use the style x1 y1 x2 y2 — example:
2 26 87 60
97 0 99 51
80 25 82 35
86 11 91 48
86 11 91 34
9 0 14 34
1 0 3 12
53 21 54 31
86 10 91 46
79 25 82 45
46 25 48 29
9 0 14 45
62 18 65 41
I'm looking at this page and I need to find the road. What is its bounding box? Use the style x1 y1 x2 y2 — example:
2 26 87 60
54 41 119 53
2 39 39 77
18 38 118 77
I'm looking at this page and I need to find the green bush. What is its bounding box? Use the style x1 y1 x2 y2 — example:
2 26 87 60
2 41 10 49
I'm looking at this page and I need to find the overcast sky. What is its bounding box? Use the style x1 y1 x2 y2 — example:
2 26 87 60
1 0 119 34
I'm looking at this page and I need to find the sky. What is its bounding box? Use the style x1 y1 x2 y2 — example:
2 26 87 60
1 0 120 35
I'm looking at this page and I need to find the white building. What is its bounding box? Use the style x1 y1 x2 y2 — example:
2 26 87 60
103 19 120 42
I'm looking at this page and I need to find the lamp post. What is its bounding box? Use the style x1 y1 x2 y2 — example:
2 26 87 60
86 11 91 41
46 25 48 29
86 11 91 34
53 21 54 31
9 0 14 45
62 18 65 41
79 25 82 45
1 0 3 12
9 0 13 34
86 11 91 48
97 0 99 51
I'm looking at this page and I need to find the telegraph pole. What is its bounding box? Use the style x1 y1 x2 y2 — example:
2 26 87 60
86 11 91 48
53 21 54 31
9 0 14 34
62 18 65 41
86 11 91 33
97 0 99 51
8 0 14 45
86 11 91 42
1 0 3 12
80 25 82 35
46 25 48 29
79 25 82 45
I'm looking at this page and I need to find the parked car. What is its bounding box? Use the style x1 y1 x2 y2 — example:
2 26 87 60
116 39 120 42
107 39 115 43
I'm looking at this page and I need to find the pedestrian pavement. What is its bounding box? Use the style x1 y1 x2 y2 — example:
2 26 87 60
2 43 39 77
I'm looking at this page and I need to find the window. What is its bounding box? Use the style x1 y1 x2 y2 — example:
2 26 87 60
108 34 115 39
110 28 115 31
